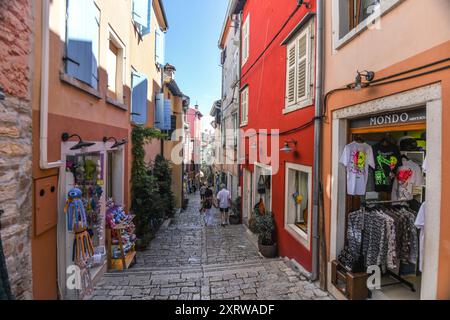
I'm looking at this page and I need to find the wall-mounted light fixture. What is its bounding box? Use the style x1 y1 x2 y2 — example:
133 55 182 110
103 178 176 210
61 133 96 150
354 70 375 91
298 0 311 9
280 139 298 153
103 136 128 149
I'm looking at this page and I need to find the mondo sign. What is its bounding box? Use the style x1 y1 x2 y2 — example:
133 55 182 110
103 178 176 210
350 108 426 129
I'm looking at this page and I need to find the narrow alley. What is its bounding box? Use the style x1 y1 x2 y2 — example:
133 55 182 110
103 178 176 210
88 194 330 300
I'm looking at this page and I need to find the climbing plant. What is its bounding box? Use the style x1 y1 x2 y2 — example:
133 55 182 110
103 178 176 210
131 126 165 246
152 154 176 218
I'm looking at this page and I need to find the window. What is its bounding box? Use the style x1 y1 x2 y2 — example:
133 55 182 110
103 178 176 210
155 28 165 67
131 72 148 124
65 0 100 90
333 0 403 50
242 15 250 65
240 87 249 126
132 0 152 35
285 163 312 244
284 19 314 113
107 28 126 103
232 113 238 149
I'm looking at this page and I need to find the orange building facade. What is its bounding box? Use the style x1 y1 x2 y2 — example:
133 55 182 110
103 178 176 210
322 0 450 300
31 0 168 299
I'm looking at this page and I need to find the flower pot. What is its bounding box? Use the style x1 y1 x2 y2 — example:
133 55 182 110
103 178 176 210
229 215 240 225
258 242 277 258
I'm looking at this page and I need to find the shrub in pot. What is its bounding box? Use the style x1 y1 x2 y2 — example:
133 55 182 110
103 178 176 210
254 209 277 258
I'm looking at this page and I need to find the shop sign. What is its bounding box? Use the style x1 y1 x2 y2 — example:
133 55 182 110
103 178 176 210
350 108 426 129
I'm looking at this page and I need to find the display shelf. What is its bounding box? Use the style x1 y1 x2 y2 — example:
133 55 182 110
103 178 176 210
110 250 136 271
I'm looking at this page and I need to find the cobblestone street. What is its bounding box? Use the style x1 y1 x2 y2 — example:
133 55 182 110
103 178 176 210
88 194 331 300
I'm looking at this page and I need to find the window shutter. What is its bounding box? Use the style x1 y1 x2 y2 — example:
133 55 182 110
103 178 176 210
286 42 296 105
163 99 172 130
132 0 150 29
297 31 308 101
90 3 100 90
242 18 249 62
155 28 165 66
131 72 148 125
241 89 248 124
154 93 164 129
66 0 98 88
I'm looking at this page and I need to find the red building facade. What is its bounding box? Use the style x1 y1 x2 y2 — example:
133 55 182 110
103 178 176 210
239 0 318 271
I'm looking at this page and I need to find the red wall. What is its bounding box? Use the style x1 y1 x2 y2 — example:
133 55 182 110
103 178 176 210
241 0 317 271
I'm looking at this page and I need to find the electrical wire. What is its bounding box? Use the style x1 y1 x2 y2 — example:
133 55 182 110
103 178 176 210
239 3 302 83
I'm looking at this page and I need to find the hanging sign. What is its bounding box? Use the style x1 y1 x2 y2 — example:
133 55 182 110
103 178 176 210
350 107 426 129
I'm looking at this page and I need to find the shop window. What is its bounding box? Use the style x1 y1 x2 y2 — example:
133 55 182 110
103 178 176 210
284 18 314 113
65 0 100 90
333 0 403 49
254 163 272 213
285 163 312 242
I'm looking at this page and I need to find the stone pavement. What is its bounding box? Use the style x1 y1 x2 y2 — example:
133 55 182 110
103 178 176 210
88 194 331 300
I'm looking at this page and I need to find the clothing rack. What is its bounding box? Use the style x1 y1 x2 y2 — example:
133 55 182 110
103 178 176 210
360 199 416 293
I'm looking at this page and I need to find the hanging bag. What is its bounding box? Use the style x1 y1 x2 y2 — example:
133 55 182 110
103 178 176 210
257 175 266 194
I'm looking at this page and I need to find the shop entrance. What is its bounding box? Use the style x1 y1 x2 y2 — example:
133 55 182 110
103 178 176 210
340 117 427 300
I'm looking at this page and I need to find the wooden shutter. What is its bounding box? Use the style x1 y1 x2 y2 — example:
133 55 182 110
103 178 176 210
163 99 172 130
241 88 248 124
90 3 100 90
66 0 96 87
132 0 150 28
154 93 164 129
242 17 249 63
296 30 308 102
155 28 165 66
131 72 148 125
286 42 296 106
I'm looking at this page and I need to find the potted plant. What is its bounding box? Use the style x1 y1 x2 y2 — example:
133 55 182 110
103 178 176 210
254 209 277 258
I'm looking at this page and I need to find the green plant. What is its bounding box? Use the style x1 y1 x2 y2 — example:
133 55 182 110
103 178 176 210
131 126 165 244
254 209 276 246
230 196 242 217
152 154 176 218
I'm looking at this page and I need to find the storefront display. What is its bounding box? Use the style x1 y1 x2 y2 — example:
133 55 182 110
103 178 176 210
333 107 427 300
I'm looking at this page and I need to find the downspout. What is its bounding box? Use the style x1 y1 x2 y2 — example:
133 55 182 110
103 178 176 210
311 0 324 282
160 66 165 157
40 0 63 169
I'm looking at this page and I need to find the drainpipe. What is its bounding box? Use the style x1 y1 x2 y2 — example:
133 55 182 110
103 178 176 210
40 0 63 169
311 0 324 282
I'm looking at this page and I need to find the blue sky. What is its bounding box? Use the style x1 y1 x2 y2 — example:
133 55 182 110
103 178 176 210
163 0 229 130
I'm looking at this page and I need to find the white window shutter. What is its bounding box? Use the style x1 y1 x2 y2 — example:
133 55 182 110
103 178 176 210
286 42 296 106
133 0 150 29
297 31 308 102
155 28 165 66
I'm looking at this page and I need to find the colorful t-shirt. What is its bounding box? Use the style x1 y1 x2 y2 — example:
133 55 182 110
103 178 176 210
391 159 423 201
340 142 375 196
372 142 402 192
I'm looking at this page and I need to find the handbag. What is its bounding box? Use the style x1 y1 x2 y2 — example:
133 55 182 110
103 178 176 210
257 175 266 194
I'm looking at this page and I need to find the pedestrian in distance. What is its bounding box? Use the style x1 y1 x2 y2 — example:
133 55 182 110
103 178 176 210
201 185 214 226
216 184 231 227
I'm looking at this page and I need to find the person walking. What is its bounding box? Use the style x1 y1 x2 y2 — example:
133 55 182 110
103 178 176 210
202 185 214 226
200 182 207 202
216 184 231 227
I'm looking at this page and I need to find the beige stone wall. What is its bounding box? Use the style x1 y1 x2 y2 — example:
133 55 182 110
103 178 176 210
0 0 33 300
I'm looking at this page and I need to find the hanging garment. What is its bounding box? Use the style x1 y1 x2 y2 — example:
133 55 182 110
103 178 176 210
414 202 426 272
0 235 14 300
372 142 402 192
340 142 375 196
391 159 423 201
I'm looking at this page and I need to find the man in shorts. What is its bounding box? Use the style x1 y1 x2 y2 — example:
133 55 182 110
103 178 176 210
216 184 231 227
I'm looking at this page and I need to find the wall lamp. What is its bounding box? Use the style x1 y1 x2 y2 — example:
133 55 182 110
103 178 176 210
280 140 298 153
298 0 311 9
103 136 128 149
61 133 96 150
353 70 375 91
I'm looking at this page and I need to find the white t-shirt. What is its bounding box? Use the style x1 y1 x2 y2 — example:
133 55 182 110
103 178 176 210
217 189 231 209
391 159 423 201
414 202 426 272
340 142 375 196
